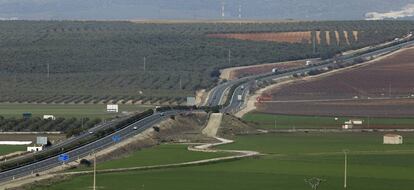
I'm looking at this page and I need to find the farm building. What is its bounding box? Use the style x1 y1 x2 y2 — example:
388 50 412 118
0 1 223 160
345 119 363 125
27 145 43 152
342 124 353 129
383 134 403 145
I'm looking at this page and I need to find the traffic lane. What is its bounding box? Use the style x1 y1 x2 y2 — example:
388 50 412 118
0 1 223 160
0 112 174 182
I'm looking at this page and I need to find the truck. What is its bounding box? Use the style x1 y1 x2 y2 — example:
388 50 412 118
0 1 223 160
237 95 243 101
272 68 279 73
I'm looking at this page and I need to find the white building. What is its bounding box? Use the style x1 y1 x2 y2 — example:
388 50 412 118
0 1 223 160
43 115 56 120
351 119 363 125
345 119 363 125
342 124 353 130
27 146 43 152
107 104 119 113
383 134 403 145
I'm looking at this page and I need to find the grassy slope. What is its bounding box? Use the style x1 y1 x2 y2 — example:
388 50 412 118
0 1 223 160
0 103 153 118
77 144 229 171
34 133 414 190
243 112 414 129
0 145 25 156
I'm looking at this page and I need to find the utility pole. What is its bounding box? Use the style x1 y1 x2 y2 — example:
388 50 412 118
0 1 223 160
343 150 348 189
81 117 84 130
228 49 231 65
274 120 277 129
47 63 50 79
93 151 96 190
313 34 317 54
143 57 146 72
179 78 182 90
221 2 225 18
388 83 391 97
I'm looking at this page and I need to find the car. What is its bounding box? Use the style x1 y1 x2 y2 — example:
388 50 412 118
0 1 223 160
89 131 94 134
160 112 165 116
133 126 138 130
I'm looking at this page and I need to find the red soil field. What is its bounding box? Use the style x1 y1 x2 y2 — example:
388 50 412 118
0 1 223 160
208 31 312 43
208 31 358 45
257 47 414 117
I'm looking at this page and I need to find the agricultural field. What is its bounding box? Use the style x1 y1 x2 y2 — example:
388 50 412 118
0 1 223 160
0 145 25 156
30 133 414 190
257 47 414 117
208 31 313 43
0 20 413 104
208 30 359 45
0 103 152 119
243 112 414 129
0 116 101 137
0 134 66 144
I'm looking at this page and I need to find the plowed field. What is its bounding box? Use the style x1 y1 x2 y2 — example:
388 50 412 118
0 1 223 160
208 31 312 43
257 47 414 117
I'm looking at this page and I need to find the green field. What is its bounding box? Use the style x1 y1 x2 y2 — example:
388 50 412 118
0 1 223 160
77 144 230 171
0 103 153 119
244 112 414 129
0 145 26 156
33 133 414 190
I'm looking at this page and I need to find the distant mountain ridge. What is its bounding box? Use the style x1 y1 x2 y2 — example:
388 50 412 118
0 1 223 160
0 0 413 20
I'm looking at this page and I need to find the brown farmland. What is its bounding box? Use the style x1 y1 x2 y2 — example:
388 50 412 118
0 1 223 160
257 47 414 117
208 31 312 43
208 31 358 45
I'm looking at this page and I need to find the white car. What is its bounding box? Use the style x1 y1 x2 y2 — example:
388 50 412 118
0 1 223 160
133 126 138 130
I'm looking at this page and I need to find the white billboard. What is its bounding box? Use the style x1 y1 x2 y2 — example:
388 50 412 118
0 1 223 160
186 97 196 106
107 104 119 113
36 136 48 145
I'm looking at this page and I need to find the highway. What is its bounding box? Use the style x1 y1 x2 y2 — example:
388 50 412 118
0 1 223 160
0 111 178 183
213 38 414 114
1 37 414 185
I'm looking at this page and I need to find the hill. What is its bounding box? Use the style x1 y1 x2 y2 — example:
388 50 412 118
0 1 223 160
0 20 413 104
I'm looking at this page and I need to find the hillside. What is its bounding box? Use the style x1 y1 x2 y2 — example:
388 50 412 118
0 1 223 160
0 20 413 104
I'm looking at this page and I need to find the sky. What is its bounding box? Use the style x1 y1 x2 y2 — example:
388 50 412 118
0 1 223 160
0 0 413 20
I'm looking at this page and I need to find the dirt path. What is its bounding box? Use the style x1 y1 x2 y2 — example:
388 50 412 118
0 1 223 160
202 113 223 137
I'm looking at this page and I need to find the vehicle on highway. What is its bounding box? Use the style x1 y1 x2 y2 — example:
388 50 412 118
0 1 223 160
133 126 138 130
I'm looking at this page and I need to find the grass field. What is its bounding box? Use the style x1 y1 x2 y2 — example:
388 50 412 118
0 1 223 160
32 133 414 190
243 112 414 129
0 103 153 119
0 145 25 156
77 144 230 171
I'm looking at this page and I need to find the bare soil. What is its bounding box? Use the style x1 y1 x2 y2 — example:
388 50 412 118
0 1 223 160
257 47 414 117
208 31 312 43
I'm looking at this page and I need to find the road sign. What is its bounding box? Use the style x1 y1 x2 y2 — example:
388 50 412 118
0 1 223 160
36 136 48 145
112 135 121 142
58 154 69 162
